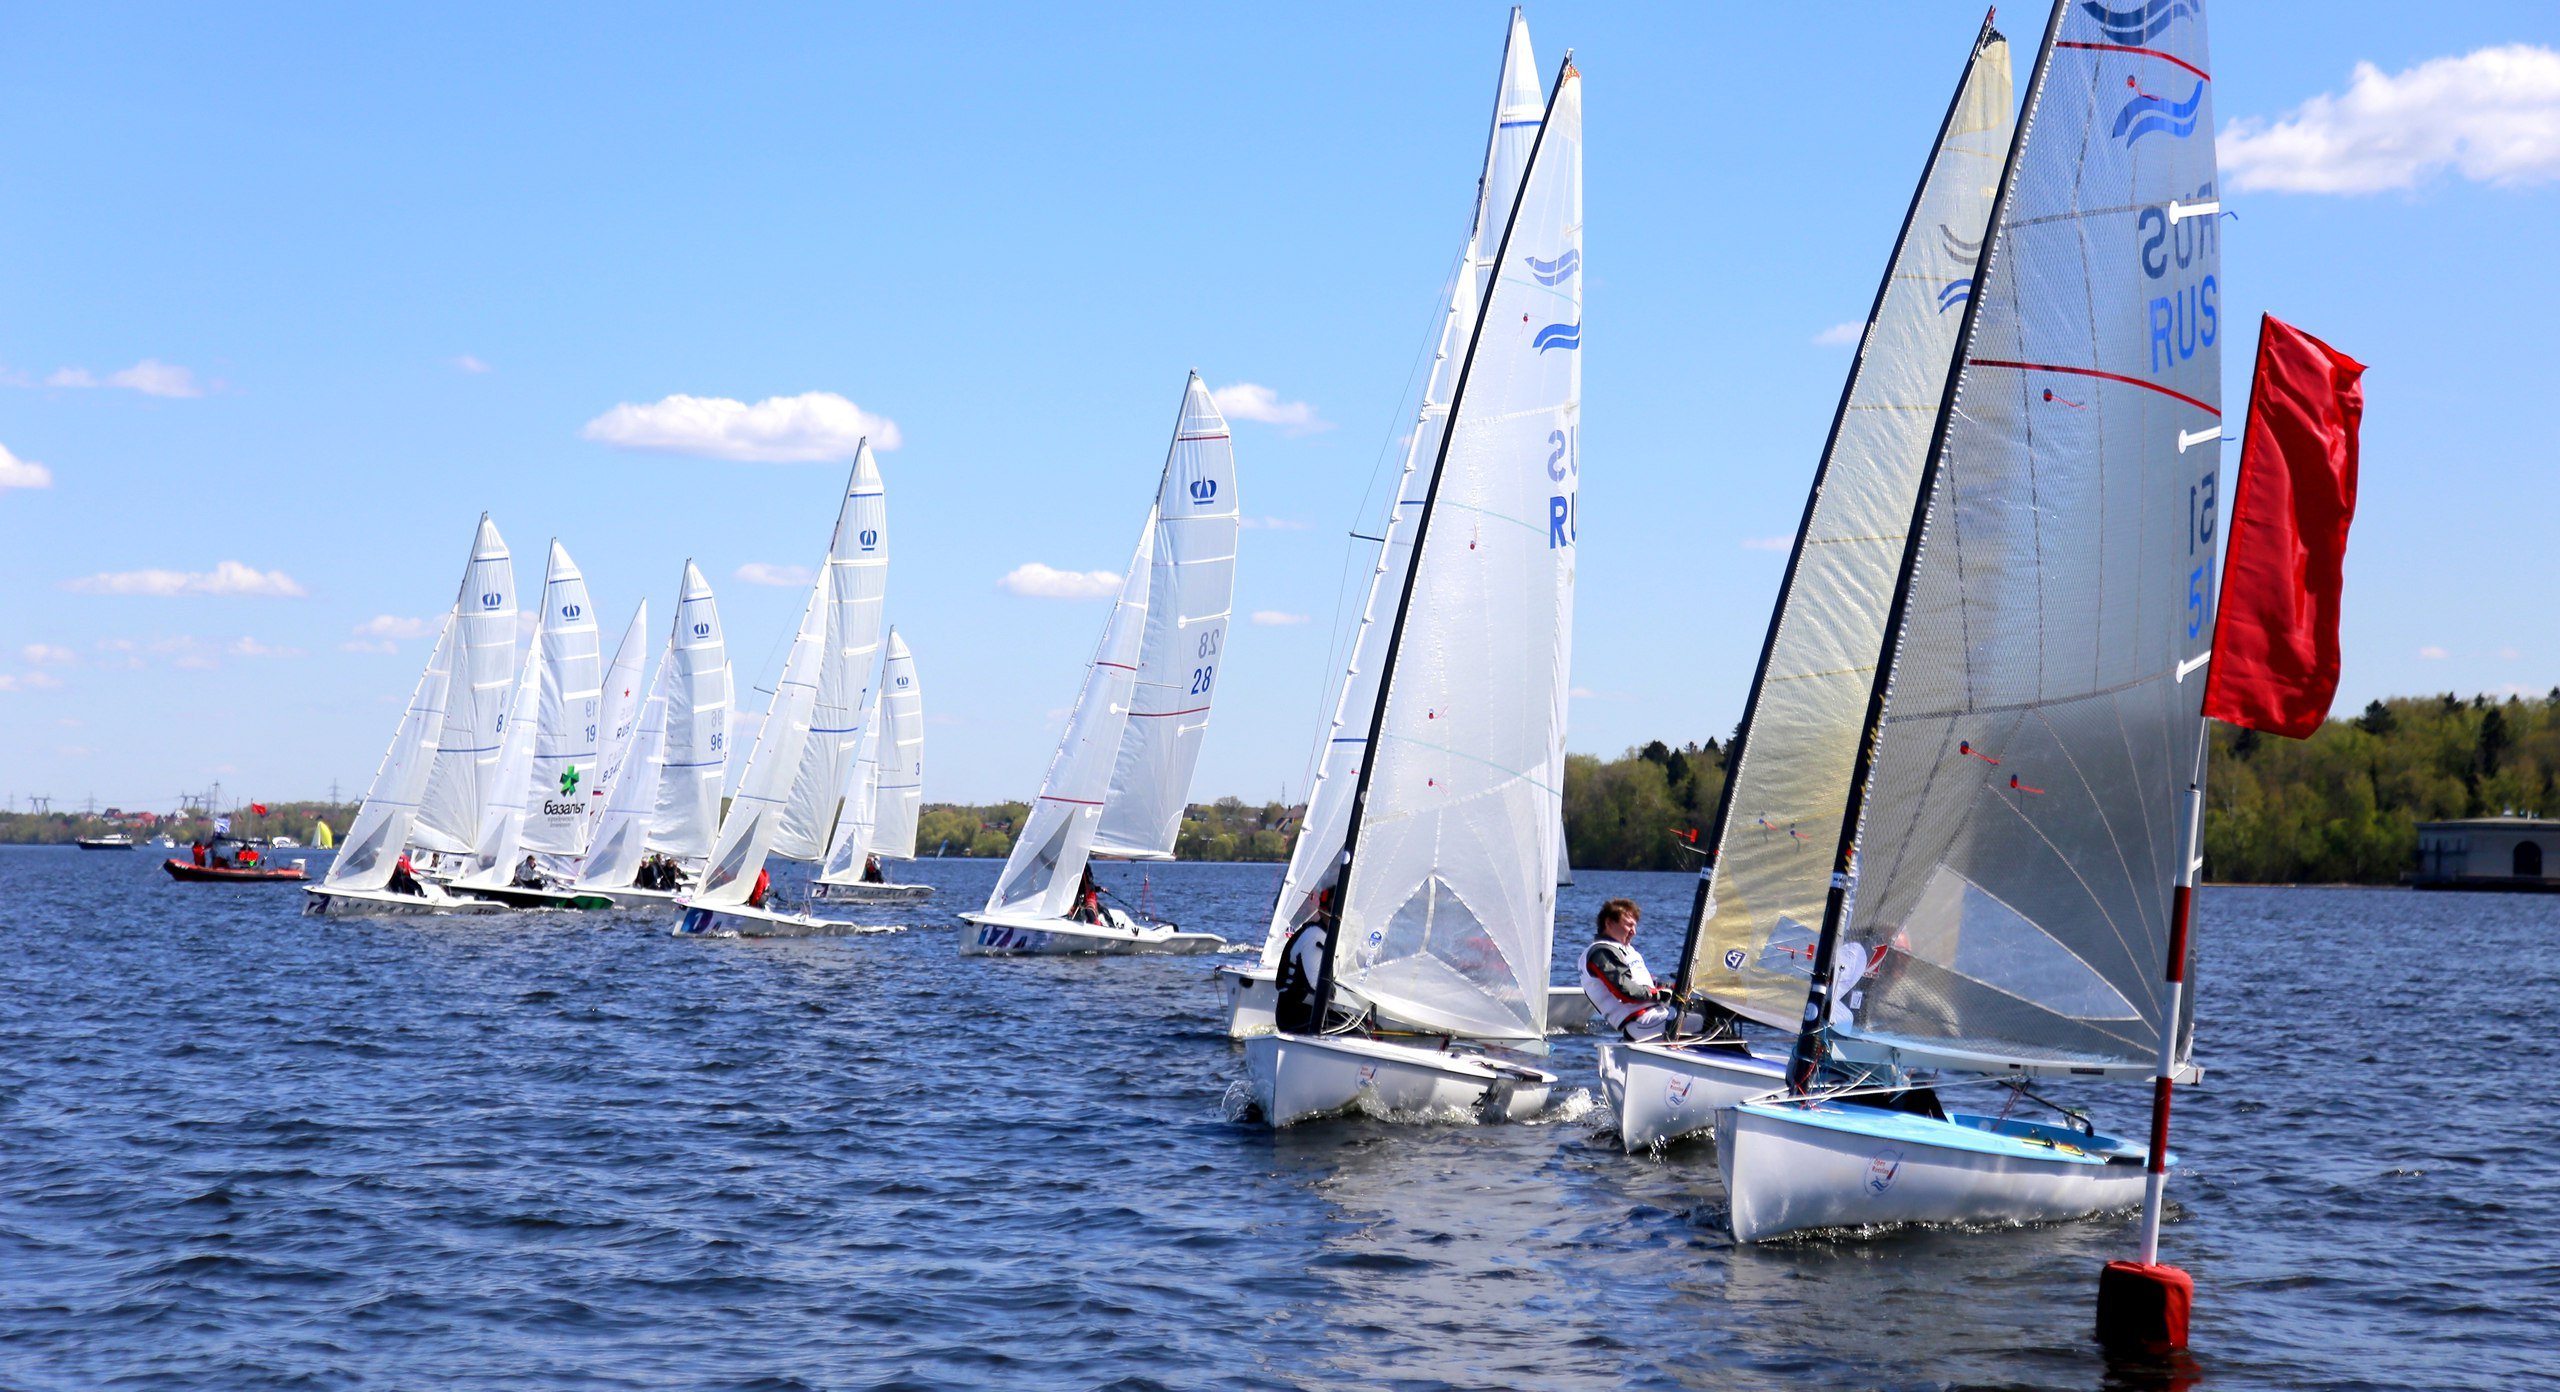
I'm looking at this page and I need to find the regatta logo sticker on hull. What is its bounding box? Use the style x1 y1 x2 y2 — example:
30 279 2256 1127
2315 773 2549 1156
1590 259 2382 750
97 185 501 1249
1866 1148 1905 1195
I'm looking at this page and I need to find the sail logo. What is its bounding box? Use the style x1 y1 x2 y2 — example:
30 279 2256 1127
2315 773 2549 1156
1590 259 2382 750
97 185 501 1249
693 622 712 637
896 675 911 688
2138 183 2220 373
1866 1148 1905 1194
559 766 581 795
481 592 503 609
1666 1075 1694 1106
1936 279 1973 314
1525 249 1580 285
2112 80 2204 146
561 603 582 620
1532 321 1581 353
1723 948 1747 971
858 528 879 550
2079 0 2197 46
1188 478 1218 505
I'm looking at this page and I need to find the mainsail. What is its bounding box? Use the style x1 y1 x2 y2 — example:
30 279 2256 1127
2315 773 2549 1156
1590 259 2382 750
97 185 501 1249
581 599 654 852
647 562 731 866
1678 20 2014 1029
1320 56 1582 1045
774 442 890 862
523 541 605 857
1091 375 1240 859
1815 0 2222 1075
1263 9 1544 965
413 515 518 855
574 692 666 892
982 519 1156 917
868 629 924 860
325 615 455 891
694 584 828 908
454 615 545 889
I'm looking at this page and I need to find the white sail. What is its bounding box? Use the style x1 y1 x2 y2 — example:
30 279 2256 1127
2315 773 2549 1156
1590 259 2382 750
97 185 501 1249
982 519 1155 918
573 691 666 892
523 541 605 856
1328 59 1581 1045
325 615 455 891
582 599 654 851
816 686 884 884
1682 25 2014 1029
1828 1 2222 1073
1263 12 1542 965
413 515 518 855
774 442 890 863
648 562 731 865
1091 375 1239 859
869 629 924 859
693 582 828 908
454 621 544 889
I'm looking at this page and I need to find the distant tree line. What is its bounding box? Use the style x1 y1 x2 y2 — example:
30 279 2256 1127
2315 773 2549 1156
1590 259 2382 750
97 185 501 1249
0 801 355 847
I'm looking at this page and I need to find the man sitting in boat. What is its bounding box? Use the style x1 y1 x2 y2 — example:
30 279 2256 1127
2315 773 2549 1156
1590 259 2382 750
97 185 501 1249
1068 865 1105 925
861 854 886 885
192 841 209 868
1273 911 1331 1034
1584 899 1730 1042
747 866 772 909
512 854 545 889
388 852 425 897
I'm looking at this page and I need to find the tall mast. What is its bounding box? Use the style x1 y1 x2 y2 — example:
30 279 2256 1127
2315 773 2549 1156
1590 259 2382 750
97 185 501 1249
1314 53 1578 1015
1786 0 2071 1094
1671 13 2005 1001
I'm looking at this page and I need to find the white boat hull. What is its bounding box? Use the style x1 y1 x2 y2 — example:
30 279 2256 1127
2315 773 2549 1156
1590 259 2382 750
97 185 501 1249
959 910 1224 957
674 901 900 938
1716 1099 2154 1243
1241 1032 1555 1127
301 885 506 918
811 880 936 905
1596 1039 1790 1151
1219 966 1598 1041
588 883 687 914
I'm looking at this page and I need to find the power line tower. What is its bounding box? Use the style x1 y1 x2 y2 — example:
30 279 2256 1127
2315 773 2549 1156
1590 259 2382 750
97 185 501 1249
29 796 51 814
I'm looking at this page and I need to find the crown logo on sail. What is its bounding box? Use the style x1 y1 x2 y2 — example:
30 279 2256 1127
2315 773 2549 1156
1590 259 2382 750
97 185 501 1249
1188 478 1218 504
858 528 879 549
481 592 502 609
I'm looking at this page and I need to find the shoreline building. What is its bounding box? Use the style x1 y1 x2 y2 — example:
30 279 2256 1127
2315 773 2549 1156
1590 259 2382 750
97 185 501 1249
2408 817 2560 892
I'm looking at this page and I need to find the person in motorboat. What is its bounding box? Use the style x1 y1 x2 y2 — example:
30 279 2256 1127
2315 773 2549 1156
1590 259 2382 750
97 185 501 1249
861 854 886 885
388 852 426 897
747 866 772 910
1583 898 1734 1043
1069 865 1105 926
192 841 209 868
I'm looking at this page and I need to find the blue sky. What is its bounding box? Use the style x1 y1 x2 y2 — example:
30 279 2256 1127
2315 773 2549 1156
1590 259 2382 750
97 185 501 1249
5 2 2557 810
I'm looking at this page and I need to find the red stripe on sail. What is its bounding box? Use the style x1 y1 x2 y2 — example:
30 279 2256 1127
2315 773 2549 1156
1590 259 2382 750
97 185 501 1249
1969 359 2220 417
2056 41 2211 82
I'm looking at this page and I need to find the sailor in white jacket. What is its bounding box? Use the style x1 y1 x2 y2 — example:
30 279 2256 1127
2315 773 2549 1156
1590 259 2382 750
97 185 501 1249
1581 897 1710 1041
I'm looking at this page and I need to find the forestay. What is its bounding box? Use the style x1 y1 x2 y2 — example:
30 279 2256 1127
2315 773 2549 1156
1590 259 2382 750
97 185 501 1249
1092 375 1239 859
1831 0 2222 1073
648 562 731 866
1681 23 2014 1028
414 515 518 855
1264 10 1543 965
524 541 605 857
694 585 828 908
775 443 889 862
982 519 1154 917
1327 59 1582 1045
574 692 666 891
326 615 456 891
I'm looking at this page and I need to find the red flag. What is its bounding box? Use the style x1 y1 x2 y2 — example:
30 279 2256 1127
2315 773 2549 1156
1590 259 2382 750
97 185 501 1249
251 802 270 816
2202 315 2367 738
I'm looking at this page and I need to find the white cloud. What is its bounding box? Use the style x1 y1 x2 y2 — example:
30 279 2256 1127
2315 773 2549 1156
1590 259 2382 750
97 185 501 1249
1569 686 1633 702
228 636 304 658
63 561 306 597
21 644 76 666
339 639 400 654
1812 322 1862 347
0 672 64 692
0 443 51 490
1237 515 1310 531
46 368 97 389
582 391 900 462
997 562 1122 600
734 562 816 588
2418 645 2450 659
453 354 493 374
1250 610 1310 626
2222 46 2560 194
1209 383 1330 435
108 359 203 398
352 614 433 640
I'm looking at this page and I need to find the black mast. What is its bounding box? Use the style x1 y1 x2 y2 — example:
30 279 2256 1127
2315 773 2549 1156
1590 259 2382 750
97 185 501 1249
1786 0 2070 1095
1313 53 1578 1023
1669 13 2007 1005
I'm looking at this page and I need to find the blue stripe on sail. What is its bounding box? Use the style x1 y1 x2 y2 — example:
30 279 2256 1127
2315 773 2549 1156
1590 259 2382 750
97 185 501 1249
1532 322 1582 353
663 760 725 769
1497 119 1541 128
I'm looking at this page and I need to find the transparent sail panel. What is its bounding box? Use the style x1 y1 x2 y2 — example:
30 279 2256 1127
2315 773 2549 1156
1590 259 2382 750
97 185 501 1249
649 563 731 864
414 516 517 855
1686 30 2014 1026
1336 65 1581 1044
775 444 890 863
1094 377 1238 859
328 616 455 890
524 541 605 856
1843 4 2221 1070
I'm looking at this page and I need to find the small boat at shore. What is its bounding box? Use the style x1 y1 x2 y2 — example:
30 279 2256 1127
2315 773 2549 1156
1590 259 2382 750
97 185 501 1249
76 833 136 850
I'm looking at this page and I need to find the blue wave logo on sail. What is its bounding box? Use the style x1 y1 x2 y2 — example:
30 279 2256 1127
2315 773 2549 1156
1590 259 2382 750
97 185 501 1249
2112 81 2205 145
2079 0 2198 46
1533 321 1581 353
1936 279 1973 314
1938 223 1981 265
1525 249 1580 285
1188 478 1218 505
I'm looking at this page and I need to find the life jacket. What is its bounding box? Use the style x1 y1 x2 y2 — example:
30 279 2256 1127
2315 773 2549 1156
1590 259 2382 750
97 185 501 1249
1581 938 1659 1032
1273 919 1328 1035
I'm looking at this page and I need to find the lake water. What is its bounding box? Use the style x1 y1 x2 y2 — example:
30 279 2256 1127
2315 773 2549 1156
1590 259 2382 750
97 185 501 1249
2 849 2551 1390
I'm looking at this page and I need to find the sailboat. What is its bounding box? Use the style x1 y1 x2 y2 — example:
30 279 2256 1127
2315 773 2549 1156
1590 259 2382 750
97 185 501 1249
1716 0 2222 1242
304 611 500 917
583 561 731 908
406 514 520 883
958 373 1239 956
810 628 933 904
676 445 894 936
1599 15 2014 1152
1221 9 1582 1041
1242 48 1582 1127
567 598 654 870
